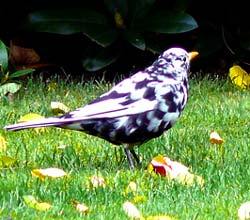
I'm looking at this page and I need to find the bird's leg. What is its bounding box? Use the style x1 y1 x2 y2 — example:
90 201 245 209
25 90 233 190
130 148 140 165
124 145 135 170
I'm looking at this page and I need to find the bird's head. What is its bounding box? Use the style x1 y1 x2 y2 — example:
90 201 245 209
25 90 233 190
157 47 198 80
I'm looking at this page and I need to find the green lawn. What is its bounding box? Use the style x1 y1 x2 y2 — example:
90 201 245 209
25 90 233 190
0 76 250 219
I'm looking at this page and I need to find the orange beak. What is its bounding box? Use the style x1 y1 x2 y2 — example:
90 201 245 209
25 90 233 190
188 51 199 61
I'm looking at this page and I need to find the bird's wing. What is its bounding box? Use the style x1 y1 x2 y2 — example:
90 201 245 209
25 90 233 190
62 75 159 120
65 97 158 120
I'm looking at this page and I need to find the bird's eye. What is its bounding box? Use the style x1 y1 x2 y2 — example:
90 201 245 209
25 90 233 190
183 57 186 62
166 58 171 62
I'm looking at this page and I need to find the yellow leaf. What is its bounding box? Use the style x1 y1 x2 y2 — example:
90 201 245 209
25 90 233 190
23 195 52 211
0 155 16 167
35 202 52 211
210 131 224 144
132 195 147 204
31 167 67 180
90 175 106 188
238 201 250 220
23 195 38 207
122 201 143 220
146 215 176 220
19 113 44 122
0 135 7 152
19 113 45 133
175 173 204 187
125 181 137 194
229 65 250 89
51 101 70 115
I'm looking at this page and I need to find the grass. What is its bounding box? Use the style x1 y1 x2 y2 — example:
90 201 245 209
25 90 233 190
0 75 250 219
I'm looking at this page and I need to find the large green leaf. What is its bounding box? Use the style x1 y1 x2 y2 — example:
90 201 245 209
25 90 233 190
128 0 155 27
24 8 116 47
124 31 145 50
9 69 35 79
0 82 21 98
82 48 120 72
142 11 198 34
83 28 118 47
0 40 8 73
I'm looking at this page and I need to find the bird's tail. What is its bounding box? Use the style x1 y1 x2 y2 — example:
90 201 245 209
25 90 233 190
4 117 67 131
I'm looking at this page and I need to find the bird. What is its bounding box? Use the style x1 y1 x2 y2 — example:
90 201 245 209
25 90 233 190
4 47 198 169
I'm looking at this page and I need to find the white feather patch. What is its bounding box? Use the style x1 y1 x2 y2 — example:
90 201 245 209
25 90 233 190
114 116 129 129
163 112 179 123
147 117 161 132
69 98 157 120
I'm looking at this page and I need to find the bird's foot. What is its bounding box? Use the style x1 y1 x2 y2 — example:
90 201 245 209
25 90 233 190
124 145 141 170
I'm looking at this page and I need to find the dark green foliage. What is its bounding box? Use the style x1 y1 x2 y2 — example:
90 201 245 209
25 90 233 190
190 0 250 72
0 39 35 97
0 0 249 75
20 0 197 71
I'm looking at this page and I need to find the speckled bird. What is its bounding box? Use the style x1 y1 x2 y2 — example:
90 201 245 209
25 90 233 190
4 47 198 169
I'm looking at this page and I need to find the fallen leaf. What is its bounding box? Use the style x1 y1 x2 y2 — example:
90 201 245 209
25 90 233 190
19 113 45 133
210 131 224 144
0 155 16 167
176 172 204 187
132 195 147 204
0 83 21 98
149 155 189 178
125 181 137 194
19 113 44 122
148 155 204 186
23 195 51 211
229 65 250 89
74 202 89 214
146 215 176 220
35 202 52 211
23 195 37 207
9 40 40 66
122 201 142 220
0 135 7 152
90 175 106 188
31 167 67 180
51 101 70 115
238 201 250 220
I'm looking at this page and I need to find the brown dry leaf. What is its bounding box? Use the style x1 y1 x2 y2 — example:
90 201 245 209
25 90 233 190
210 131 224 144
90 175 106 188
9 40 40 66
0 135 7 153
238 201 250 220
122 201 143 220
51 101 70 115
31 168 67 180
